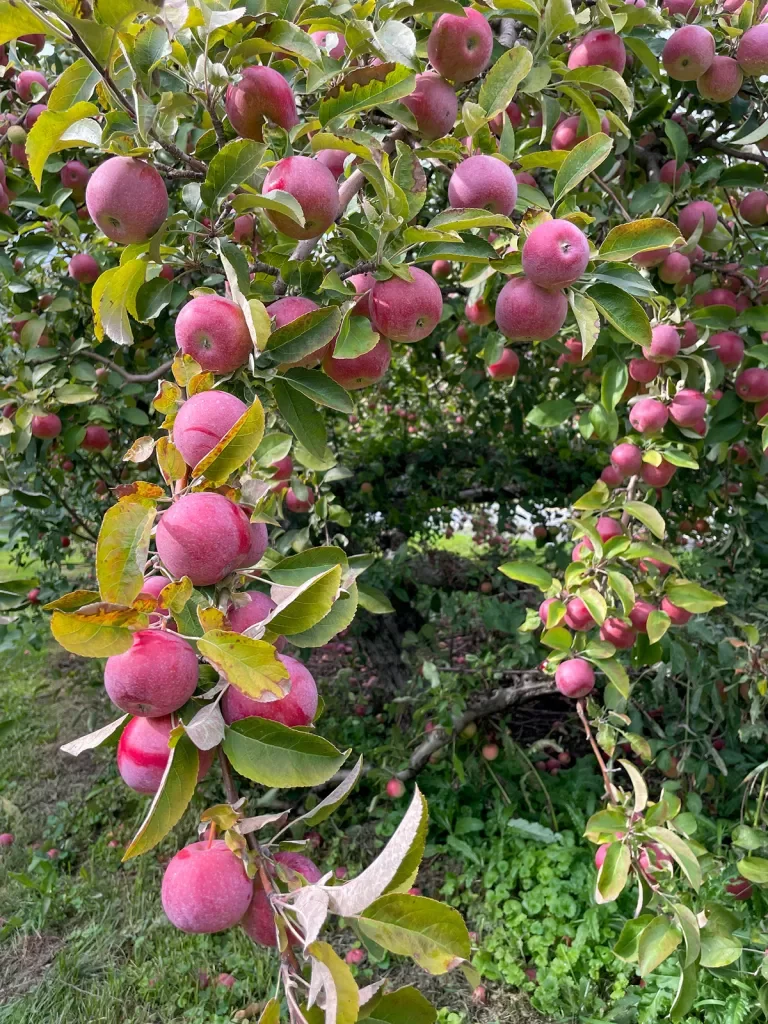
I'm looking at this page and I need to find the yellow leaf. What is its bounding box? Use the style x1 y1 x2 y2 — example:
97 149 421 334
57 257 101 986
50 607 137 658
198 630 289 700
193 398 266 484
96 497 157 605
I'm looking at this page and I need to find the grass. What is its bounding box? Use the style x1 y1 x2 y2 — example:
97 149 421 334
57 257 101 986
0 646 496 1024
0 646 278 1024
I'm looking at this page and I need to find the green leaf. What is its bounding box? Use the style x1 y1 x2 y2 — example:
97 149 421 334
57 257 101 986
541 626 573 650
595 842 630 903
601 359 629 412
598 218 682 263
664 581 726 613
0 2 47 44
664 118 689 166
553 132 613 203
266 18 322 60
393 142 427 220
569 290 600 359
638 916 682 977
525 399 578 428
608 571 635 615
223 718 349 787
670 962 697 1023
94 0 162 28
358 894 470 975
193 399 265 483
135 276 173 322
320 63 416 127
266 565 343 637
624 501 665 540
498 561 553 590
478 46 534 118
47 59 100 113
132 20 171 78
232 189 306 228
427 208 515 232
647 610 671 645
331 314 380 361
544 0 577 39
267 307 342 365
268 548 349 588
359 986 437 1024
279 369 352 415
579 587 607 626
273 379 327 459
289 584 359 648
357 583 395 615
588 284 651 346
737 856 768 883
197 631 289 700
122 733 198 861
26 102 101 190
563 66 634 116
599 659 630 699
413 235 498 264
614 914 655 962
672 904 700 968
732 824 766 851
645 827 702 890
573 480 610 511
93 260 147 346
96 498 156 606
201 139 265 208
699 924 742 968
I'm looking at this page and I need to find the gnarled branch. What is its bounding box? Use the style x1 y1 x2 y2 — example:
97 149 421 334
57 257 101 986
80 352 174 383
395 672 553 782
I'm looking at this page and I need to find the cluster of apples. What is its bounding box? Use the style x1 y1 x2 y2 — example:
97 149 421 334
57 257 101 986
539 513 696 701
662 21 768 104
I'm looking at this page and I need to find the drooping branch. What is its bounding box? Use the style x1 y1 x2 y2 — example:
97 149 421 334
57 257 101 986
80 352 174 383
395 672 552 782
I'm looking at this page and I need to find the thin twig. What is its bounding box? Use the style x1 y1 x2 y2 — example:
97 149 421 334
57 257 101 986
592 172 631 223
80 352 173 384
217 746 258 851
576 699 618 804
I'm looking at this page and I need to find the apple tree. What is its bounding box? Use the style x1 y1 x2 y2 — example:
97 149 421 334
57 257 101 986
3 0 768 1017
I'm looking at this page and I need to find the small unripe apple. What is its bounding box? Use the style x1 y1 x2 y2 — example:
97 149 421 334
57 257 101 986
482 743 500 761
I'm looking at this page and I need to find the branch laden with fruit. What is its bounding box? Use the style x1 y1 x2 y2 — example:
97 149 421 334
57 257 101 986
4 0 768 1017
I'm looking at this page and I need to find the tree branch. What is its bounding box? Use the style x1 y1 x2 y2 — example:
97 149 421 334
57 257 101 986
592 172 631 223
395 672 552 782
339 260 377 281
80 352 174 383
698 140 768 168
